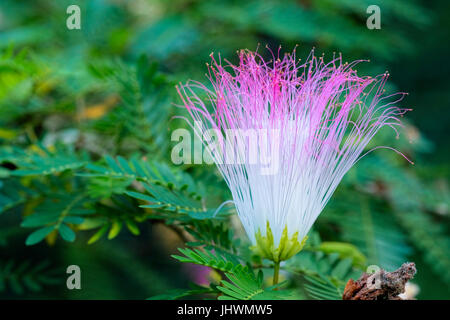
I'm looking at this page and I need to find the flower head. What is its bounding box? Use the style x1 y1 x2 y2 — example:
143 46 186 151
177 48 410 262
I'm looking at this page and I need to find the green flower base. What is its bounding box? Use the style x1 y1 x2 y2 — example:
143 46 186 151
252 222 308 263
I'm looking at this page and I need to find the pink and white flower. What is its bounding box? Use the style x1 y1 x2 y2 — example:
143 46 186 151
177 48 411 261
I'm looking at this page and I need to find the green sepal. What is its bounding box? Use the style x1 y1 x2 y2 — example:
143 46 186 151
252 221 308 263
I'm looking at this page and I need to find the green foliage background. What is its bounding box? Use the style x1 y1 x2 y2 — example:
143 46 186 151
0 0 449 299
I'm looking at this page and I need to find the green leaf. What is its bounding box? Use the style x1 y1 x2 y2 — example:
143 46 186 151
0 259 60 295
303 274 342 300
0 146 87 176
318 241 366 269
125 220 140 235
125 191 155 202
21 194 92 245
108 221 122 240
87 225 109 245
58 224 76 242
25 226 55 246
172 247 288 300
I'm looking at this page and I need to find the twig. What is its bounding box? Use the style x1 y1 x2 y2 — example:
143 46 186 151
342 262 417 300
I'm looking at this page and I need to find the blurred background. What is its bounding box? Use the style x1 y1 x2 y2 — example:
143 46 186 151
0 0 448 299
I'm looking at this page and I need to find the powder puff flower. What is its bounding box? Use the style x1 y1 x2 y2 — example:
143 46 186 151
176 47 410 265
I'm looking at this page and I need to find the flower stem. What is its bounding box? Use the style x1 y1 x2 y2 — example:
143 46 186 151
273 261 280 286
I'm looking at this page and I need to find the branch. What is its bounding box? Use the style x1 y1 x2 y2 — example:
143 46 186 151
343 262 417 300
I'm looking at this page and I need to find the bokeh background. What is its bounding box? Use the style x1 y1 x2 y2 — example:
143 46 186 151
0 0 448 299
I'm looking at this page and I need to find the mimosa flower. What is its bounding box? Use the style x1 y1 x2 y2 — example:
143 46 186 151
176 48 410 263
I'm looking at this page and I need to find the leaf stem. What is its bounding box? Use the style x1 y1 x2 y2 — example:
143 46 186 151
273 261 280 286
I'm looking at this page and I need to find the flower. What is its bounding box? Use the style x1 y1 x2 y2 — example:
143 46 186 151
177 47 410 262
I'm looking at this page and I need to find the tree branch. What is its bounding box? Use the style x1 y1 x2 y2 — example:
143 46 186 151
343 262 417 300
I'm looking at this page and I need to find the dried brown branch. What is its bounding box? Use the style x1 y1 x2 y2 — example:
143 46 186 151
343 262 417 300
